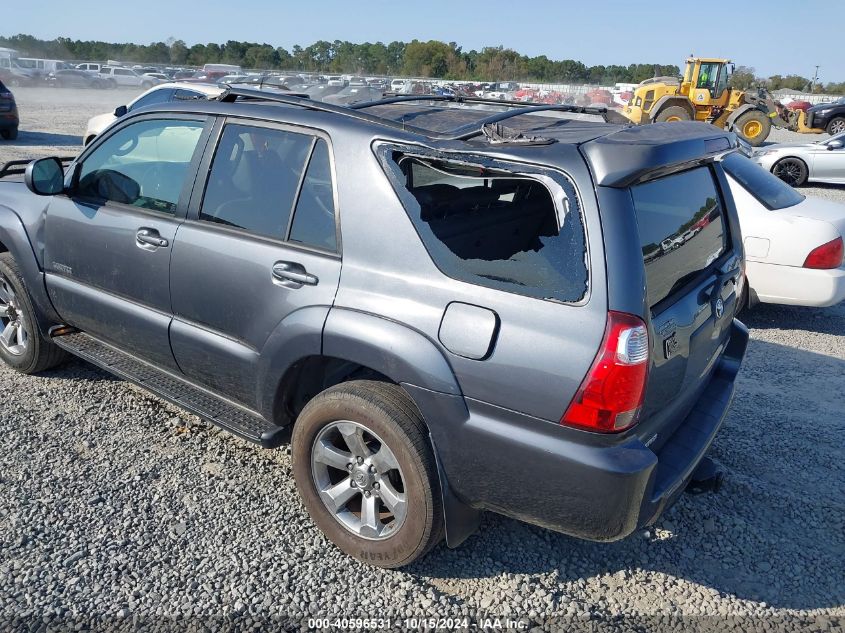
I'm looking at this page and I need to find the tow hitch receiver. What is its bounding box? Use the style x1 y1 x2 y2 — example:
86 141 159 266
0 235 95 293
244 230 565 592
685 456 724 495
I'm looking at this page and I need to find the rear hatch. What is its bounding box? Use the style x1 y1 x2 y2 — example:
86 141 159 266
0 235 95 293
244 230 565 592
580 122 743 449
629 164 741 450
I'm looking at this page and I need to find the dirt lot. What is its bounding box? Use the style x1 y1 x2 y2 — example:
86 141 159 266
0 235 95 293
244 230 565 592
0 87 843 631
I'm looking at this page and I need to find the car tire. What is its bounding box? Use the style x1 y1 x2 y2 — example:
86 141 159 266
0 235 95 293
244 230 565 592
291 380 444 568
0 253 68 374
0 127 18 140
772 157 808 187
826 117 845 136
654 105 692 123
734 110 771 147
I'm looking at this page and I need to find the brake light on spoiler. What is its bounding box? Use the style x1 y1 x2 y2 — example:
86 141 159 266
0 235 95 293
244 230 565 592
561 311 649 433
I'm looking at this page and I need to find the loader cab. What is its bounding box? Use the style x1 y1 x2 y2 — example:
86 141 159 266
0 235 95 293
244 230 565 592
686 58 732 107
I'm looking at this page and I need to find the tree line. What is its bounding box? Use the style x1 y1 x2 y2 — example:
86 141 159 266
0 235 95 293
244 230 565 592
0 33 680 85
4 34 842 93
728 65 844 95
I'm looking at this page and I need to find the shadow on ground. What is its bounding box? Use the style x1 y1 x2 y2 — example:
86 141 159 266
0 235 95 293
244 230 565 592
409 338 845 612
9 131 82 148
742 299 845 335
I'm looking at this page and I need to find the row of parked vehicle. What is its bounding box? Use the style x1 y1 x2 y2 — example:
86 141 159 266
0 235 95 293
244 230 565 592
0 79 842 569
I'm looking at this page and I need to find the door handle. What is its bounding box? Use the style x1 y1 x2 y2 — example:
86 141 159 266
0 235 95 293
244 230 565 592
272 261 318 288
136 228 169 248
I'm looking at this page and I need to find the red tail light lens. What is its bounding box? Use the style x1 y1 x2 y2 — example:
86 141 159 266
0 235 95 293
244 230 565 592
803 237 844 270
561 311 649 433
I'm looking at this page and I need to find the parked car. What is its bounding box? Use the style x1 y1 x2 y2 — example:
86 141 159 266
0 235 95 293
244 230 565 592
322 85 384 105
806 97 845 135
143 72 170 82
722 153 845 307
47 69 105 89
98 66 157 89
75 62 103 74
751 131 845 186
0 94 748 568
83 82 222 145
0 78 18 140
303 83 343 101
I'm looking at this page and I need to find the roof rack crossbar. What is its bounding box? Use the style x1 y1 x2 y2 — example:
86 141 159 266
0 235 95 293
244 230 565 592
351 93 611 118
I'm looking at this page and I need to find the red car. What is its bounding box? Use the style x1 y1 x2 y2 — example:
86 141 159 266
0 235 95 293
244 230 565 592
785 100 813 112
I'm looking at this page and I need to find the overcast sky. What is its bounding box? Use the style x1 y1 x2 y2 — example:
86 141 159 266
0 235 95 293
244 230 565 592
7 0 839 82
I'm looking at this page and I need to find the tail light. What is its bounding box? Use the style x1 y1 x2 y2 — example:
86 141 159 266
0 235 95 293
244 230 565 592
803 237 844 270
561 311 649 433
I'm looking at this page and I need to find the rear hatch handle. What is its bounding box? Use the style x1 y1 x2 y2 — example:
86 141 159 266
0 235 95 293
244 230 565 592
704 261 742 314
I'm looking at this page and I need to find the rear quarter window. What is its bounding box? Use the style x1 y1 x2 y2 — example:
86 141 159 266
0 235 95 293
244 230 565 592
631 166 728 308
379 146 589 303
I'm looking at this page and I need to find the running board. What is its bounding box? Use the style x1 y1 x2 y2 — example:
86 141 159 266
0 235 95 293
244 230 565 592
51 331 287 448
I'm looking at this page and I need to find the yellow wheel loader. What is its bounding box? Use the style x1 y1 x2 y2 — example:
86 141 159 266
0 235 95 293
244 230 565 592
622 57 824 146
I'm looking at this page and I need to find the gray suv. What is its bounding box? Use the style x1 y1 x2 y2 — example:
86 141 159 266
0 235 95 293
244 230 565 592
0 90 748 567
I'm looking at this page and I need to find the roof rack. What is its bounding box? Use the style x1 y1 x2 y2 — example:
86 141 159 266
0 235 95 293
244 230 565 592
216 87 616 142
217 87 436 137
0 157 75 179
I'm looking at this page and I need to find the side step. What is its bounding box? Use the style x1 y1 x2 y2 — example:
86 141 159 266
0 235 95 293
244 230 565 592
52 331 288 448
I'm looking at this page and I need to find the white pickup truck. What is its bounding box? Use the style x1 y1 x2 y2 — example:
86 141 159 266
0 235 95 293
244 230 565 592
97 66 157 89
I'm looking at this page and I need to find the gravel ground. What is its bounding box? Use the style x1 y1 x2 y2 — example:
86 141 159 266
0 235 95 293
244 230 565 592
0 88 843 632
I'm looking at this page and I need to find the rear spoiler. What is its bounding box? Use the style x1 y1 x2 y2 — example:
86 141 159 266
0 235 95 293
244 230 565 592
0 157 75 180
580 122 738 188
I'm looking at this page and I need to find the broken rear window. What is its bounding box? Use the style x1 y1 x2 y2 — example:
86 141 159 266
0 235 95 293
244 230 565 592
379 146 588 303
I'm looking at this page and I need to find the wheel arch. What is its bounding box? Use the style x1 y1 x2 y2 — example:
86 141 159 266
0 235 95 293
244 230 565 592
649 96 695 121
263 307 480 547
0 207 62 335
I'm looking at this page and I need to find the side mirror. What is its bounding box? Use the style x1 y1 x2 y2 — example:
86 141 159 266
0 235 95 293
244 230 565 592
24 158 65 196
113 104 128 117
827 140 843 150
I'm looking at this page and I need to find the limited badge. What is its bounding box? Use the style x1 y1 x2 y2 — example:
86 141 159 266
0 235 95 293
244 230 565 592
663 332 679 359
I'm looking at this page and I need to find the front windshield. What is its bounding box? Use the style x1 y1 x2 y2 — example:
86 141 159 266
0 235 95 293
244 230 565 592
723 153 805 210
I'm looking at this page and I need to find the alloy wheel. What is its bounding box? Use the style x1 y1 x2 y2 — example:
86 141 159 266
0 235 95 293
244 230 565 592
773 160 802 186
830 120 845 135
0 275 29 356
310 420 407 540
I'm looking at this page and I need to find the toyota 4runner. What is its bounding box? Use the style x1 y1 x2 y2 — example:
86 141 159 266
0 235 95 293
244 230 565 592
0 90 748 567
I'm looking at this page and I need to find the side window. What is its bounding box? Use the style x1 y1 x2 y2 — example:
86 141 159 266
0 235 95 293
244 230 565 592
289 139 337 251
387 152 589 304
76 119 205 214
129 88 174 111
199 124 312 239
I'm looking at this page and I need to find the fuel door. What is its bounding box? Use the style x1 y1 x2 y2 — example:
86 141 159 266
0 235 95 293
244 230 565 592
438 302 499 360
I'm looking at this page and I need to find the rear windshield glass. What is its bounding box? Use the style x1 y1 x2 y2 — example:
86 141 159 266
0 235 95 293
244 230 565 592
722 153 804 210
631 166 727 308
382 149 588 303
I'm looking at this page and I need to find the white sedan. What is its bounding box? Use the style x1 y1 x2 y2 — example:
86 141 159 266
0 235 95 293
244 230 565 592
722 153 845 308
83 82 223 146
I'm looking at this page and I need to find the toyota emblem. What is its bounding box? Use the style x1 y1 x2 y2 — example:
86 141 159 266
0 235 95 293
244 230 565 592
714 298 724 319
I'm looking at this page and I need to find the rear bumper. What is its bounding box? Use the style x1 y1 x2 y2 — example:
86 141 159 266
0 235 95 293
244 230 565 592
747 260 845 307
410 319 749 543
0 113 18 129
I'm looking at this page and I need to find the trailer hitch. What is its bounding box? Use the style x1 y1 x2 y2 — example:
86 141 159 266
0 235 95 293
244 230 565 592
685 456 724 495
